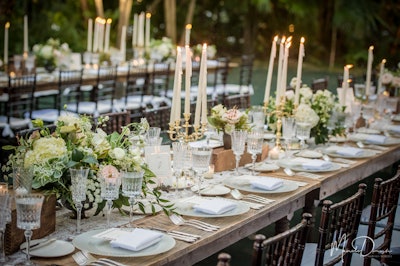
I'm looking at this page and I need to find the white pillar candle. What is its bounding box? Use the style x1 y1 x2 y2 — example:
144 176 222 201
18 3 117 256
378 59 386 94
4 22 9 64
294 37 305 105
87 18 93 52
145 13 151 50
104 18 112 52
170 47 182 124
185 24 192 46
120 25 126 62
280 37 292 101
200 44 208 124
132 13 138 47
93 17 99 52
23 15 28 53
98 18 106 52
184 45 192 114
137 12 145 47
275 36 285 106
264 35 278 104
365 45 374 97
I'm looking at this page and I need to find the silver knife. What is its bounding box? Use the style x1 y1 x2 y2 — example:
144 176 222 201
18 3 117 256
23 238 57 250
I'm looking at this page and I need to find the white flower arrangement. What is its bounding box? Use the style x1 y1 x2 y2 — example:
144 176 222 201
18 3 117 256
208 104 250 134
149 37 176 62
32 38 71 68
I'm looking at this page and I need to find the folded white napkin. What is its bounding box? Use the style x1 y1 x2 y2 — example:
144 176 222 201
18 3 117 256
110 228 163 251
335 147 364 156
386 125 400 133
365 134 387 144
301 159 332 170
193 198 237 215
250 177 283 191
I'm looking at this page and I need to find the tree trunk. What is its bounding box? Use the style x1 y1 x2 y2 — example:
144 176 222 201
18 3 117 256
179 0 196 45
80 0 89 19
148 0 162 13
164 0 177 43
94 0 104 17
117 0 133 49
329 26 337 70
243 3 257 55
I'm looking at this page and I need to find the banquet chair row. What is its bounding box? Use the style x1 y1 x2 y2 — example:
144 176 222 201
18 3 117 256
218 170 400 266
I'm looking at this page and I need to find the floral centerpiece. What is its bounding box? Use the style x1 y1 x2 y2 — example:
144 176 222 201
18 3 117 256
207 104 250 148
192 44 217 60
265 79 342 145
148 37 176 62
32 38 71 71
381 63 400 95
2 115 173 216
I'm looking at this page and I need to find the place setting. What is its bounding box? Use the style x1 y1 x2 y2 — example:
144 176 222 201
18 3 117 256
322 145 377 159
223 175 299 194
276 157 342 173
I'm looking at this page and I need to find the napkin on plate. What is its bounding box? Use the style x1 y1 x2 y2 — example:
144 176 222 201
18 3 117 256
335 147 364 156
301 159 332 170
365 134 387 144
110 228 163 251
386 125 400 133
249 177 283 191
193 198 237 215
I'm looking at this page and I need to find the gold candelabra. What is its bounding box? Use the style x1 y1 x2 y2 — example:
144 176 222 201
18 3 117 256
269 97 289 150
168 113 207 142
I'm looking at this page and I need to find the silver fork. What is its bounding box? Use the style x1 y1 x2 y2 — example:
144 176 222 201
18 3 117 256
72 250 126 266
169 214 219 231
242 194 275 204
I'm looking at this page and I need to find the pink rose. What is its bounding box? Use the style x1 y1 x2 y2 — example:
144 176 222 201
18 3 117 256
222 108 242 124
100 165 120 179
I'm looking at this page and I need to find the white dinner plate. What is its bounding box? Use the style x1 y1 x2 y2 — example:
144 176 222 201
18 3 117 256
323 147 377 159
294 150 323 159
356 128 381 134
223 175 299 194
72 229 175 257
121 203 162 215
277 159 342 173
349 134 400 146
189 139 223 148
191 184 231 196
244 162 280 172
174 198 250 218
20 239 74 258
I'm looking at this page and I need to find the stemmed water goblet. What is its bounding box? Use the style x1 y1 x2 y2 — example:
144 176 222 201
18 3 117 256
231 130 248 175
100 173 121 228
0 186 11 264
13 55 23 73
295 122 312 150
247 129 264 175
281 117 296 157
191 146 212 197
121 170 144 223
15 194 44 266
181 145 193 197
172 142 186 195
69 167 89 234
25 55 35 74
250 105 266 130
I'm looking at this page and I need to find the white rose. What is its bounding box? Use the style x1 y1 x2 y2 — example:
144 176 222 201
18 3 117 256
112 147 126 160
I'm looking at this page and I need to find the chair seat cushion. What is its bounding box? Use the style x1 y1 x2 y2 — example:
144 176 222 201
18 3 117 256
66 101 112 116
222 84 254 95
31 109 78 123
33 89 59 98
0 116 32 137
360 205 400 230
301 243 343 266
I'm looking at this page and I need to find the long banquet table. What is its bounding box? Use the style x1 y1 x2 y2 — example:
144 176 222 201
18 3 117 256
14 141 400 266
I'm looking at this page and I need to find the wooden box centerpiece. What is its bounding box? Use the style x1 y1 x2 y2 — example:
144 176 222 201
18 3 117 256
5 190 56 255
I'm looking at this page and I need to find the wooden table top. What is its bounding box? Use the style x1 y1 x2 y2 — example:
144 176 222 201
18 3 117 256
30 142 400 266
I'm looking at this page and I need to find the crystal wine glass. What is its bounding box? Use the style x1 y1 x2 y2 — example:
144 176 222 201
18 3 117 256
231 130 248 175
181 145 193 197
0 190 10 264
191 146 212 197
121 170 144 223
251 105 266 130
281 117 296 157
16 194 44 266
25 55 35 74
247 129 264 175
100 175 121 228
172 142 186 195
295 122 312 150
69 167 89 234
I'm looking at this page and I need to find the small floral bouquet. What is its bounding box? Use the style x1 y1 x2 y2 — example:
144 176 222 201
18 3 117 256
149 37 176 62
381 63 400 93
2 115 173 216
192 44 217 60
32 38 71 70
207 104 250 134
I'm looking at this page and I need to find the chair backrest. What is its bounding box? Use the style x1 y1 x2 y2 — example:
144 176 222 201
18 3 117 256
97 111 131 134
212 57 230 89
216 252 231 266
311 77 328 93
151 61 171 97
94 65 118 108
223 93 250 110
125 62 149 107
6 74 36 122
252 213 312 266
239 54 254 88
143 106 171 131
316 183 367 266
58 69 83 114
363 171 400 265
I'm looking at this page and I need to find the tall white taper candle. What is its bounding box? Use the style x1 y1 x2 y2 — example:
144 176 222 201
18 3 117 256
294 37 305 105
184 45 192 114
365 45 374 97
104 19 112 52
275 36 285 105
4 22 9 64
23 15 28 53
87 19 93 52
264 35 278 103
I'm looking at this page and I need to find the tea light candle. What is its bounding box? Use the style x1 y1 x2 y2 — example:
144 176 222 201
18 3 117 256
269 146 280 160
0 182 8 194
